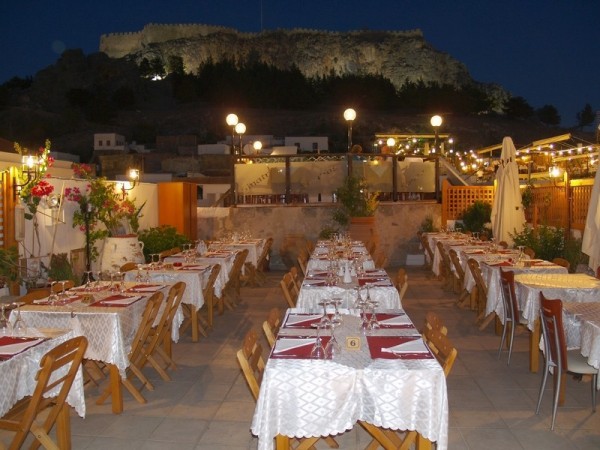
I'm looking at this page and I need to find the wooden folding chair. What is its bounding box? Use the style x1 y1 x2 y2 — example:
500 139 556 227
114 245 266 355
180 265 221 341
467 258 495 330
0 336 88 450
236 330 338 449
262 307 282 348
297 248 308 276
436 241 455 291
449 248 471 306
120 262 138 272
394 268 408 300
289 266 303 292
17 289 51 305
280 272 298 308
374 251 388 269
97 291 164 405
243 237 273 287
139 282 186 381
221 249 248 310
419 233 434 270
50 280 74 293
551 257 570 271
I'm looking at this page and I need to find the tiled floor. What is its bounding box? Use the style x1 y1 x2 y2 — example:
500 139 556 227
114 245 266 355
37 267 600 448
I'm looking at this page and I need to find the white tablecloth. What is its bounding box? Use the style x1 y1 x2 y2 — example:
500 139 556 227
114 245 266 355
13 284 176 378
209 238 265 268
483 262 569 324
168 252 235 291
514 273 600 330
0 329 85 418
251 310 448 450
563 302 600 378
297 272 401 311
124 265 216 308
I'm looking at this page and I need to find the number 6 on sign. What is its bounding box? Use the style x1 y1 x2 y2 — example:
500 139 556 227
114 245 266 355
346 336 361 350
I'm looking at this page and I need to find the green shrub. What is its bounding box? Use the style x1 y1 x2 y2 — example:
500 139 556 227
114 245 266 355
461 201 491 233
510 224 582 271
138 226 190 263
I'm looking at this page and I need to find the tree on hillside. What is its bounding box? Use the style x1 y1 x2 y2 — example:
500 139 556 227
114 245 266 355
576 103 595 128
503 96 534 119
536 104 560 126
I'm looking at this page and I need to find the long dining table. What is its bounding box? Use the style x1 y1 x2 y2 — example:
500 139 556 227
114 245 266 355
251 308 448 450
124 263 220 341
12 282 173 413
513 273 600 372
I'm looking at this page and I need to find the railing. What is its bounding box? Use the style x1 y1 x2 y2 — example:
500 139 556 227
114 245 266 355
229 153 441 205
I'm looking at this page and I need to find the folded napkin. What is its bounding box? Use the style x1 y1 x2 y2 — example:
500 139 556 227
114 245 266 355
0 337 46 356
488 261 512 267
176 265 207 271
365 269 387 275
368 280 393 287
127 284 164 292
273 338 316 354
378 315 412 326
93 295 141 306
285 314 322 326
381 338 429 354
33 295 81 305
303 280 326 287
532 260 554 266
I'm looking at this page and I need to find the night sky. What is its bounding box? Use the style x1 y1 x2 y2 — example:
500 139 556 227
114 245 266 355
1 0 598 126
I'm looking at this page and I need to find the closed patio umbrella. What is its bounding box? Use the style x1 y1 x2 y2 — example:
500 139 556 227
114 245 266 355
582 165 600 272
490 137 525 246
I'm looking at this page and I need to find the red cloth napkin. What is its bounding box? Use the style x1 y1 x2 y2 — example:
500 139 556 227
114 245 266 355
0 336 46 359
366 336 434 360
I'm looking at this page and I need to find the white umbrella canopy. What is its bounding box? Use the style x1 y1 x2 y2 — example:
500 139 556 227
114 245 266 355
490 136 525 246
582 165 600 272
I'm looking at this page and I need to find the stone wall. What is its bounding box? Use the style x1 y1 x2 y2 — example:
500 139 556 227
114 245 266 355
197 202 441 269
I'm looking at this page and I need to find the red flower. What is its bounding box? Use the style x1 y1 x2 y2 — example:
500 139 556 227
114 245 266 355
30 180 54 197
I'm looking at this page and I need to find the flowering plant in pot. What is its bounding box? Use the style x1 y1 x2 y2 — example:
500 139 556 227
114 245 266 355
65 163 144 261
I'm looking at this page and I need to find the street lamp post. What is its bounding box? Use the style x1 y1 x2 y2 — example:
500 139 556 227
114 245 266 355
343 108 356 152
226 113 239 154
430 114 443 153
235 122 246 155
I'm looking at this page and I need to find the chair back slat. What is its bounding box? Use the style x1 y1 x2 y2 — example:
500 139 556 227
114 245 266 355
449 249 465 280
467 258 487 298
423 324 457 377
263 307 282 348
236 329 265 401
499 269 520 323
280 272 297 308
539 293 567 371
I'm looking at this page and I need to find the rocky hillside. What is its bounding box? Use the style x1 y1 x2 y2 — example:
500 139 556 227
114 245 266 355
101 24 507 109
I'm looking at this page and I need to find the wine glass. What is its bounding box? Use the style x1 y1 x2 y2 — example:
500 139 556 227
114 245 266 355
59 280 69 301
310 324 326 359
325 324 341 359
82 270 94 290
330 296 343 326
12 302 26 337
318 300 331 328
0 304 12 335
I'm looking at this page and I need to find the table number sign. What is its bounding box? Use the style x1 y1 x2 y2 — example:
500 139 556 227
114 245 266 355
346 336 361 350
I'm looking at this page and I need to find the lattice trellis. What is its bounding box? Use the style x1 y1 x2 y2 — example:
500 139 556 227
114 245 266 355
442 180 494 225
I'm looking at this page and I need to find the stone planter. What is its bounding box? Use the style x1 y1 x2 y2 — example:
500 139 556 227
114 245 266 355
348 216 378 247
100 235 145 272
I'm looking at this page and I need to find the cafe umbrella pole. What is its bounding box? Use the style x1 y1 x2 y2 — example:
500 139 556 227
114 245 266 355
83 202 94 283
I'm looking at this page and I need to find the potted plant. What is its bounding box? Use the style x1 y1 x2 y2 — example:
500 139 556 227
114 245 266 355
64 163 145 270
461 201 492 235
332 175 379 243
137 226 190 263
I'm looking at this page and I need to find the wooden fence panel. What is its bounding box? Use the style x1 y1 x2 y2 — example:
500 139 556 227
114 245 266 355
443 178 593 233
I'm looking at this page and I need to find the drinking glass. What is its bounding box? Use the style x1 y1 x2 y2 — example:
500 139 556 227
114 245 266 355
318 300 331 328
82 271 94 290
310 324 326 359
12 302 26 336
0 304 11 335
325 324 341 359
58 280 69 301
330 296 343 326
